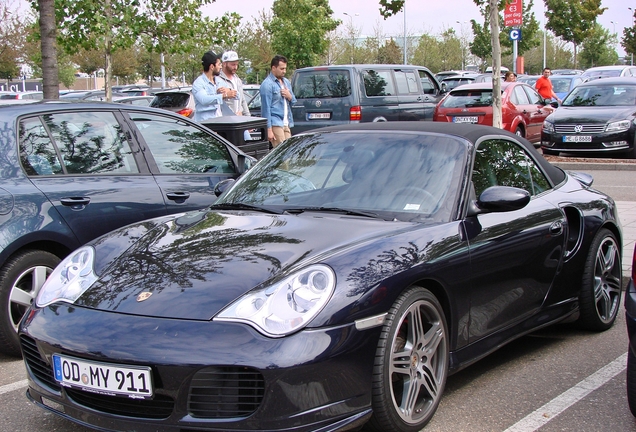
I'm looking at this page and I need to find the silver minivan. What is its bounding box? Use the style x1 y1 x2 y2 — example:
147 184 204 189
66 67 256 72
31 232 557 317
291 64 443 134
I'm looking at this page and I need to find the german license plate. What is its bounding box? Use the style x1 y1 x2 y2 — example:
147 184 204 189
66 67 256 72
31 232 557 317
308 112 330 120
52 354 153 399
563 135 592 142
453 116 478 124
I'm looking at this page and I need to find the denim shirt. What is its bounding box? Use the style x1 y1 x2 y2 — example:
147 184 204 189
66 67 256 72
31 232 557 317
192 73 223 122
260 72 296 128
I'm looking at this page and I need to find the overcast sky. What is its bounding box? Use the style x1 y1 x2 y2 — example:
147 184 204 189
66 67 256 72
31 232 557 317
203 0 631 57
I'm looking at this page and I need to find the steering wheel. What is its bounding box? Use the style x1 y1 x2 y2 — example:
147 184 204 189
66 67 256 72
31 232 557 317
392 186 437 212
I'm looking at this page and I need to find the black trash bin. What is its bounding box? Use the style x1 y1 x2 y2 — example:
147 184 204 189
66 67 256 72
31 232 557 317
201 116 269 159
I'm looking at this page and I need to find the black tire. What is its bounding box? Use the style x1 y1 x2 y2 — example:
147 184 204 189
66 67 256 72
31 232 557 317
0 250 60 357
628 348 636 417
577 229 621 331
514 126 524 138
366 287 448 432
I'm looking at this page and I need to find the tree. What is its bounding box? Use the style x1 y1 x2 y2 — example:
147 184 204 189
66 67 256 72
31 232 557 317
36 0 59 98
54 0 216 101
236 11 275 84
0 1 29 83
622 10 636 61
579 24 618 68
545 0 605 69
377 38 402 64
267 0 340 69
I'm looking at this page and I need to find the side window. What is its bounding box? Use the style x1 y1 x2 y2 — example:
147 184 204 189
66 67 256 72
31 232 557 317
19 117 63 176
363 69 395 96
42 112 138 175
130 113 236 174
512 86 530 105
418 70 437 94
472 139 551 198
523 85 544 105
394 70 419 94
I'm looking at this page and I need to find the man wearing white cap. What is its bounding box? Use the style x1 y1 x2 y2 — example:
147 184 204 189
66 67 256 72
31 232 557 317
217 50 250 116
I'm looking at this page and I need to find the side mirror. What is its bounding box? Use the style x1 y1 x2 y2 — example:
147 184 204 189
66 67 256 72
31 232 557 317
467 186 530 216
214 179 236 197
549 101 559 108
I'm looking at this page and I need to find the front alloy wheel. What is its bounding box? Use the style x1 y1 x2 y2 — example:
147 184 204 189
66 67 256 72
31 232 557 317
367 287 448 432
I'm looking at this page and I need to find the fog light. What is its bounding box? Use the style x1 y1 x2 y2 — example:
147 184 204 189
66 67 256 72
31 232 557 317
602 141 628 148
542 141 554 147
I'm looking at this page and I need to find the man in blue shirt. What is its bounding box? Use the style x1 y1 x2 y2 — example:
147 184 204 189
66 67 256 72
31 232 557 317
192 51 237 122
260 55 296 148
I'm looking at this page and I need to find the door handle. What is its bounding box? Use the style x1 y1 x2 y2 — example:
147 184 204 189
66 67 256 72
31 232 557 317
166 191 191 203
549 220 563 235
60 197 91 207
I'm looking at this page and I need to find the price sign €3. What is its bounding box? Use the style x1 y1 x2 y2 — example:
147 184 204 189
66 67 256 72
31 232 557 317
504 0 523 27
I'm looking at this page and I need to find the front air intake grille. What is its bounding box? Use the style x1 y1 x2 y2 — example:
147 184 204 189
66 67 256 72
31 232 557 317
20 335 61 392
65 388 174 419
554 124 606 134
188 366 264 418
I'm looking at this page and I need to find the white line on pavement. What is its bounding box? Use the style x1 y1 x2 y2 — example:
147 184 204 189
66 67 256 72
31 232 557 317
0 379 28 395
503 352 627 432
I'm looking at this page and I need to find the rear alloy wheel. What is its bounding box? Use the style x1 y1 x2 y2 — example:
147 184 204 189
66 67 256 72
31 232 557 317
0 250 60 357
577 229 621 331
514 126 524 137
366 287 448 432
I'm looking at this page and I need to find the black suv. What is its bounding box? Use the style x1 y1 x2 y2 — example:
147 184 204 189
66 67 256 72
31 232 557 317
0 101 254 356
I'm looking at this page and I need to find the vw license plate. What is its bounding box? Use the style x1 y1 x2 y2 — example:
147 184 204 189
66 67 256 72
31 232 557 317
308 112 330 120
453 116 478 124
53 354 153 399
563 135 592 143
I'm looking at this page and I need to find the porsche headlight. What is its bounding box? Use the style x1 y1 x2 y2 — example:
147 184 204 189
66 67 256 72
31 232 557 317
36 246 98 307
605 120 631 133
215 264 336 337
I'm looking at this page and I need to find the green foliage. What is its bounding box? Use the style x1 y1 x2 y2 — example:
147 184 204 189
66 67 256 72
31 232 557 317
236 11 274 84
0 2 28 80
378 0 404 18
267 0 340 69
545 0 605 66
623 10 636 57
579 24 618 68
377 38 402 64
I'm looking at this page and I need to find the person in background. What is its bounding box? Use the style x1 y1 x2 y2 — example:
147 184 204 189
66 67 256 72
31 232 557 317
260 55 296 148
217 50 250 116
535 67 561 103
504 71 517 82
192 51 236 122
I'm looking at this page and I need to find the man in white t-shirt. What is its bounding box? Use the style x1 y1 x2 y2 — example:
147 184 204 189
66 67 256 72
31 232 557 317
217 51 250 116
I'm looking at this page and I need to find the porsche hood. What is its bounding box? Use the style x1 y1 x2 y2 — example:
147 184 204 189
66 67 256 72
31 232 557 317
74 209 413 320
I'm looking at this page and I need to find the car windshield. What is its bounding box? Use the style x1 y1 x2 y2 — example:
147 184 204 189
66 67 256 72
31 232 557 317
562 84 636 107
582 70 621 80
216 131 468 223
151 92 190 108
441 89 494 108
549 78 573 93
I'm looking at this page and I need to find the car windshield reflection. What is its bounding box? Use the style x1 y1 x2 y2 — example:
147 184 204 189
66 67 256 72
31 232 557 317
217 131 468 222
562 84 636 107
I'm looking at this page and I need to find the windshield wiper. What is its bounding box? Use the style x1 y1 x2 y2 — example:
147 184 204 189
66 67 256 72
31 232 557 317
285 206 382 219
210 202 283 214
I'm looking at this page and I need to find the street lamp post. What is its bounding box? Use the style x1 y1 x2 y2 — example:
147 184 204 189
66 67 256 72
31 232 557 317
343 12 358 64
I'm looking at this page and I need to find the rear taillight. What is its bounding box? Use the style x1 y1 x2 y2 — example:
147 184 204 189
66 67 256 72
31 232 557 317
177 108 193 117
349 106 361 122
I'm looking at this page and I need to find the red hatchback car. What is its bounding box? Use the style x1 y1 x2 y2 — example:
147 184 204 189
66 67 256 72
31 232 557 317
434 81 555 143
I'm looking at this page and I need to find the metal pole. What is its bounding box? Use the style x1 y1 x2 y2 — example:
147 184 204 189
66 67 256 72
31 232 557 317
513 39 518 74
403 1 407 64
543 4 547 69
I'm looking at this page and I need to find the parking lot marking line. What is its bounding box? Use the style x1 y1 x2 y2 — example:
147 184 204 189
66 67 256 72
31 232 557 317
0 379 28 395
503 352 627 432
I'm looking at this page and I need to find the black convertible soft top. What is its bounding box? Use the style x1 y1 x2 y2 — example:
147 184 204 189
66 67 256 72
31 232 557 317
308 121 566 186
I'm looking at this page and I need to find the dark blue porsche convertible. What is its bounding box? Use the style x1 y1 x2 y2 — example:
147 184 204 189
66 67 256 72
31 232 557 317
20 122 622 432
